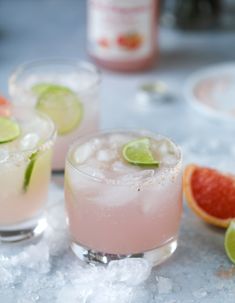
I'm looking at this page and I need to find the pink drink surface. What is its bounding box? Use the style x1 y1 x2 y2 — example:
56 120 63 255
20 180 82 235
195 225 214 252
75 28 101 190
65 132 182 255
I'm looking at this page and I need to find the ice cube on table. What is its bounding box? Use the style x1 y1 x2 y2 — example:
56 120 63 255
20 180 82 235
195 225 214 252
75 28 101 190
192 288 207 299
7 242 50 274
87 284 133 303
0 265 15 287
57 284 93 303
107 258 152 286
0 242 50 290
45 200 70 255
156 276 173 294
20 133 40 150
17 298 38 303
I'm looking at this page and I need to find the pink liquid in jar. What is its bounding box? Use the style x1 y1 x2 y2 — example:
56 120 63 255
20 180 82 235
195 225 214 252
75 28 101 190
87 0 158 72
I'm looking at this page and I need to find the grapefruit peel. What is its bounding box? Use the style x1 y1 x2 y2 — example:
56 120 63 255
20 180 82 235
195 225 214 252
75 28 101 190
184 164 235 228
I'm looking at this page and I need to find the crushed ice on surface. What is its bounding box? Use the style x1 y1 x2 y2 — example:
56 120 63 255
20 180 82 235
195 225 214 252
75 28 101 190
0 183 152 303
156 276 173 295
2 136 235 302
107 259 151 286
192 288 207 299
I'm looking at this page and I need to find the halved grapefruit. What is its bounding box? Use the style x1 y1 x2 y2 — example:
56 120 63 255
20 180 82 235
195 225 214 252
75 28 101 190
184 164 235 228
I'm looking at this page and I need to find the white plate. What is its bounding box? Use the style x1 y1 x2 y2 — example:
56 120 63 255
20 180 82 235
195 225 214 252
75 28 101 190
184 62 235 122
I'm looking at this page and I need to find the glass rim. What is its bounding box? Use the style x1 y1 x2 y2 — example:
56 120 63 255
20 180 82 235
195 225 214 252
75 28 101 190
9 58 102 94
66 129 182 185
0 106 57 161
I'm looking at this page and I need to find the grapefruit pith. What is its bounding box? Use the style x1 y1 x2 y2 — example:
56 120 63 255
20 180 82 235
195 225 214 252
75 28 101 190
184 164 235 228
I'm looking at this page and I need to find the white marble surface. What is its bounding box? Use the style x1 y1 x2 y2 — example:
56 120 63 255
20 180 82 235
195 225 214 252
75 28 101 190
0 0 235 302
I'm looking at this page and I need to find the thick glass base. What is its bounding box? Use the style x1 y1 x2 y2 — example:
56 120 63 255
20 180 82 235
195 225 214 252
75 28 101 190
71 238 177 266
0 217 47 243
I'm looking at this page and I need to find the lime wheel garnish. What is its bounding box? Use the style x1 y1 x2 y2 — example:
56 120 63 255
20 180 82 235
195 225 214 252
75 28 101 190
0 117 20 144
33 84 83 135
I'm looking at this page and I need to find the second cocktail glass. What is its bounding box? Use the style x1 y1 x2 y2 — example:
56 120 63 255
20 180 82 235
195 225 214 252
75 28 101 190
0 107 56 242
9 59 100 171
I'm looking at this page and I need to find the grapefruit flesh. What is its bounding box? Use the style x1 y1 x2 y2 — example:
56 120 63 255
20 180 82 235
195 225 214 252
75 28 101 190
0 96 11 117
184 164 235 228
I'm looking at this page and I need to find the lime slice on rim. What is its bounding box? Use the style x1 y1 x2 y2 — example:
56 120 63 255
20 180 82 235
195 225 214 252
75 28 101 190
34 84 83 136
0 117 20 144
122 137 160 166
225 221 235 264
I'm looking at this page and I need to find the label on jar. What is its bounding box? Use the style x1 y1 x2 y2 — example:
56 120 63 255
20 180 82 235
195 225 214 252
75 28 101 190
87 0 154 61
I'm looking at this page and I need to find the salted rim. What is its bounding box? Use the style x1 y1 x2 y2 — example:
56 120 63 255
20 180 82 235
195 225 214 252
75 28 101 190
9 58 101 95
0 106 57 161
66 129 182 186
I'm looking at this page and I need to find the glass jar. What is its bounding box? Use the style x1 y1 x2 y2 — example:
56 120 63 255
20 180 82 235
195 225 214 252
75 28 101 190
87 0 158 72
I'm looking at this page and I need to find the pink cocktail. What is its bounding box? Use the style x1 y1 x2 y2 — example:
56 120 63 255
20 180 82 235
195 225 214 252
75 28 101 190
0 107 56 242
9 59 100 171
65 130 183 265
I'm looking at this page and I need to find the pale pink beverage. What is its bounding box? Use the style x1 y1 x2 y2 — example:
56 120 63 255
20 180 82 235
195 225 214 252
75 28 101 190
65 131 182 265
0 107 56 242
9 59 100 171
